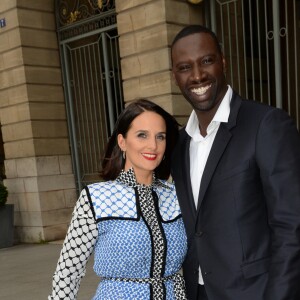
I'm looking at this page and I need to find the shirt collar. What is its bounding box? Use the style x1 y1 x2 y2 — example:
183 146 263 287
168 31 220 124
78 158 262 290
186 85 232 139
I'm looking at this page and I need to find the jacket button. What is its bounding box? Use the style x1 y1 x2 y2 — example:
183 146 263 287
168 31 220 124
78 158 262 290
195 231 204 237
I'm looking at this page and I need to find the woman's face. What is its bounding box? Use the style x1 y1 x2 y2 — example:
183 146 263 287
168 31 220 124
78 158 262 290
118 111 166 184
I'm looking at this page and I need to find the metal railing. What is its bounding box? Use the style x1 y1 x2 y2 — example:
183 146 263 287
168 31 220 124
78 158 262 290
207 0 300 129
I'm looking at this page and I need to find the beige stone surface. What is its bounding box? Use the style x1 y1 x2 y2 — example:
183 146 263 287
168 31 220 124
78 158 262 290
31 120 68 138
22 48 60 67
43 223 70 241
25 66 62 85
0 47 23 71
0 28 21 52
33 138 71 156
17 8 55 30
121 48 170 79
119 24 168 58
2 121 33 141
29 102 67 120
117 0 165 35
4 139 36 158
20 28 58 49
116 0 153 12
123 71 172 101
4 159 18 178
27 84 65 103
0 8 19 31
17 0 54 12
0 0 17 11
0 85 27 106
58 155 74 175
0 103 30 124
0 66 26 89
42 207 74 227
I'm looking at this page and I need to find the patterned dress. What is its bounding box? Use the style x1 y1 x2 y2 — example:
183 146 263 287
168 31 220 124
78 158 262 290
49 168 187 300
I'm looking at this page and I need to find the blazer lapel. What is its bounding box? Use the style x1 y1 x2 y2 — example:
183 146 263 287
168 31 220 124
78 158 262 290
181 133 197 219
196 93 242 213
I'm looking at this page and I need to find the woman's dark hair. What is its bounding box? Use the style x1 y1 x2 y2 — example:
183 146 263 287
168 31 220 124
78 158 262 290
101 98 179 180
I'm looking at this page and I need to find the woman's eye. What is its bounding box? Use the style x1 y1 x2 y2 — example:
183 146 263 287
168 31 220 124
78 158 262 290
137 132 147 138
156 134 166 141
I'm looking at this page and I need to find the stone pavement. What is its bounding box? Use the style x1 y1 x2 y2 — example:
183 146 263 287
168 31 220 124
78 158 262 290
0 242 99 300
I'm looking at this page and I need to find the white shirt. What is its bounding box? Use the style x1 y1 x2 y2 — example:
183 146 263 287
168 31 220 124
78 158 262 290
185 86 232 284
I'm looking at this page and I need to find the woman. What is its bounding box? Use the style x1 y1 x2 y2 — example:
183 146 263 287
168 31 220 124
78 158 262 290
48 99 187 299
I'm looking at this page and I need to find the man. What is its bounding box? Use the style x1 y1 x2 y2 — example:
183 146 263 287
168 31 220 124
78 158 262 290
171 25 300 300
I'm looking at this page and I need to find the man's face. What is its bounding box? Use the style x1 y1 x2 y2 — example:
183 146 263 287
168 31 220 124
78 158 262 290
172 32 228 113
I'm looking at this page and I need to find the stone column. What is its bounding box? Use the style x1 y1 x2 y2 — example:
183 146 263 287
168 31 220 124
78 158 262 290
0 0 76 243
115 0 205 124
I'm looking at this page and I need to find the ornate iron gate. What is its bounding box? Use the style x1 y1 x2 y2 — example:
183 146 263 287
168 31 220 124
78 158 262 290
206 0 300 128
55 0 124 191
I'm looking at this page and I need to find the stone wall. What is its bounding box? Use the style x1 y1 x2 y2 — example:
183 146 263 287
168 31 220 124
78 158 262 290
115 0 205 125
0 0 76 243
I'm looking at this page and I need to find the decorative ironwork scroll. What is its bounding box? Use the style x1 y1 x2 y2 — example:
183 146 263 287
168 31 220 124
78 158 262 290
55 0 116 41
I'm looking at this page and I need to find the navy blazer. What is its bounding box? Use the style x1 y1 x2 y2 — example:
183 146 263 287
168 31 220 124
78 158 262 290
171 93 300 300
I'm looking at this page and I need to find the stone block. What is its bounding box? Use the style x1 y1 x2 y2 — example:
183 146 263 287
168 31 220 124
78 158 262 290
17 0 54 12
0 103 30 125
119 24 168 58
0 8 19 32
14 225 45 243
31 120 68 138
22 48 60 67
18 8 55 30
42 208 73 226
29 102 67 120
20 28 58 49
4 139 35 158
165 0 203 24
0 0 17 11
123 71 172 101
27 84 65 103
23 177 38 193
35 174 76 192
36 156 61 176
25 66 62 85
15 211 43 226
0 47 23 71
18 192 41 212
43 223 69 242
64 189 77 208
117 0 165 35
58 155 73 174
121 48 169 80
0 28 21 52
0 85 27 107
116 0 153 12
2 121 33 141
33 138 71 156
0 66 26 89
16 157 38 177
39 190 69 211
4 159 18 178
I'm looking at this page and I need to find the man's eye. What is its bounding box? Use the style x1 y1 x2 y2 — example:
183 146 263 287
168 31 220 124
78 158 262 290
202 57 214 65
178 65 191 72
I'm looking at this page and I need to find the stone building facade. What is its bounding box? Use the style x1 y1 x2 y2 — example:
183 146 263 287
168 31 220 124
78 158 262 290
0 0 204 243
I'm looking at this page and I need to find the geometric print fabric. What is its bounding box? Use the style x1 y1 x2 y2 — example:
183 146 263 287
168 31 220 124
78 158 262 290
49 168 187 299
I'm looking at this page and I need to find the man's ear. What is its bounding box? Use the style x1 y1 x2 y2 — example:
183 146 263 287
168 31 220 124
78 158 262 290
222 55 227 75
117 134 126 151
172 72 178 86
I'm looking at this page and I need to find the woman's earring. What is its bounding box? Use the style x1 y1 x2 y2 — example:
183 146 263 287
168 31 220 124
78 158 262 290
123 151 126 159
